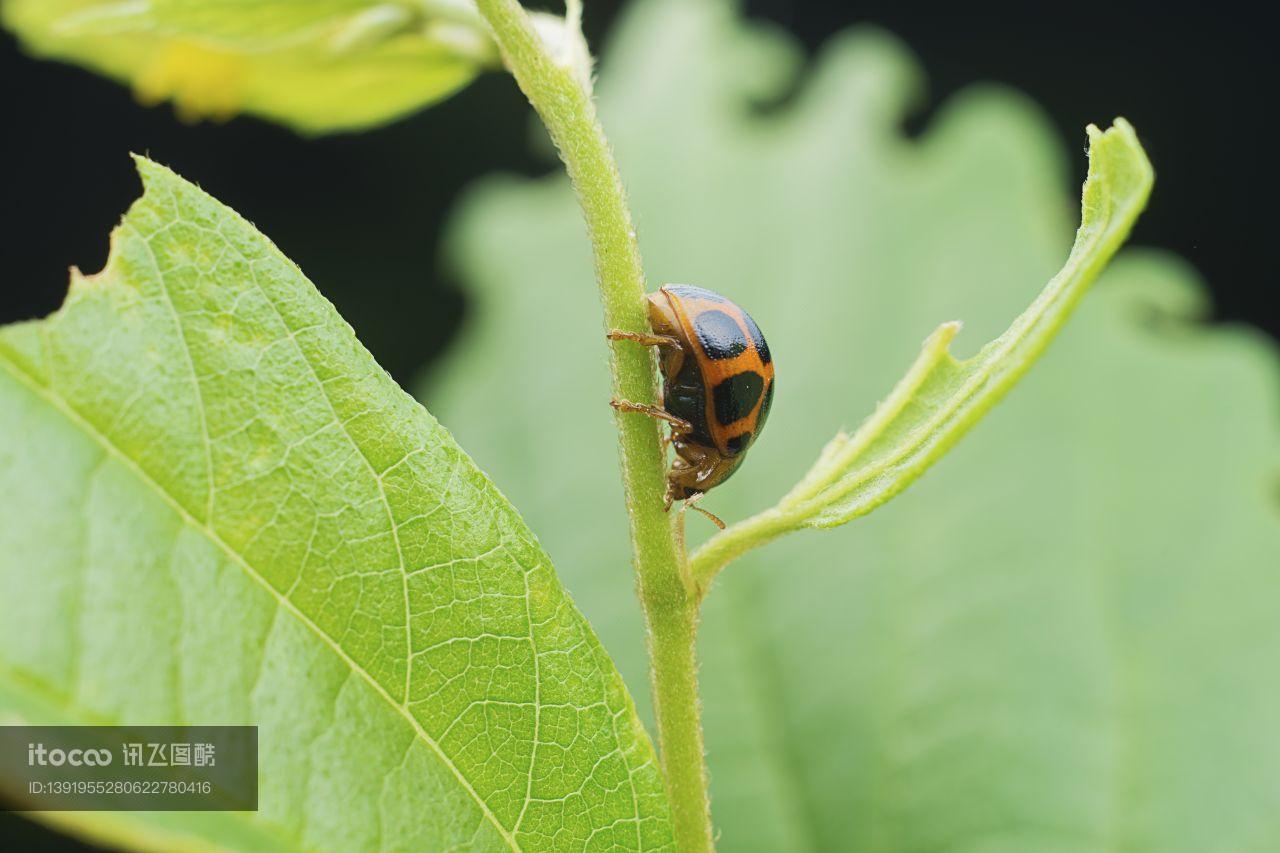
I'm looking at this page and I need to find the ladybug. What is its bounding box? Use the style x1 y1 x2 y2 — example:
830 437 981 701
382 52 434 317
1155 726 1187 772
609 284 774 525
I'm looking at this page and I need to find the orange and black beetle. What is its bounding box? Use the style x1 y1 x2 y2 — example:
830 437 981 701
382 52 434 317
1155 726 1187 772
610 284 774 519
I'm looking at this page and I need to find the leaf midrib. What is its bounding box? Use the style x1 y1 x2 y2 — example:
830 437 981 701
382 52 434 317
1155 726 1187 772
0 352 522 852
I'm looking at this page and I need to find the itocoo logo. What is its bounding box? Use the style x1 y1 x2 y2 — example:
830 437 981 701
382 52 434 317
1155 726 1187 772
27 743 112 767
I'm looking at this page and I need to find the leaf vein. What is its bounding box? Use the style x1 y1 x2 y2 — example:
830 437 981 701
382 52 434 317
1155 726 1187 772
0 353 522 851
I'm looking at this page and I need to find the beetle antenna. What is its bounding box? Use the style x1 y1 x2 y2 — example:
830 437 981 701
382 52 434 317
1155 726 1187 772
682 497 726 530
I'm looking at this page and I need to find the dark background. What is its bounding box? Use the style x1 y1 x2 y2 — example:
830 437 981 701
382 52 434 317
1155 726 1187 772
1 0 1274 847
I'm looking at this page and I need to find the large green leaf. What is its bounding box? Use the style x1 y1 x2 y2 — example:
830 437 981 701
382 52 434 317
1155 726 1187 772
430 0 1280 850
1 0 498 133
0 158 674 851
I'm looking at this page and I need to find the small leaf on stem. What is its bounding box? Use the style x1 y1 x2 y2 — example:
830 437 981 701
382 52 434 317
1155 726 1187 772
691 119 1154 589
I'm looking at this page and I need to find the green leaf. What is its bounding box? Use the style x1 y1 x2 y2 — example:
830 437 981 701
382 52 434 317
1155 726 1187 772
0 158 674 851
794 120 1151 529
1 0 499 133
690 120 1152 585
430 0 1280 850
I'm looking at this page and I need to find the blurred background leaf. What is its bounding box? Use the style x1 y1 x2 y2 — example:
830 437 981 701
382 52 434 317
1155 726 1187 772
2 0 499 133
428 0 1280 849
4 0 1275 396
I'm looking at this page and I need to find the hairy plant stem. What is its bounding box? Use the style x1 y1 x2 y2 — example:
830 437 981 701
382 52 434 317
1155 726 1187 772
690 509 791 599
473 1 712 849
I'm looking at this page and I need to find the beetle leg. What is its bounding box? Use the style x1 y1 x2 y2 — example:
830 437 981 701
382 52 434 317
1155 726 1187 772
610 398 694 433
606 329 682 348
659 431 674 453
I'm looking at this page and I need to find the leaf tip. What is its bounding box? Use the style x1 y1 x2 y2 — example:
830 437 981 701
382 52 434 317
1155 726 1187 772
128 152 170 184
128 154 196 204
1077 118 1154 244
1087 118 1153 183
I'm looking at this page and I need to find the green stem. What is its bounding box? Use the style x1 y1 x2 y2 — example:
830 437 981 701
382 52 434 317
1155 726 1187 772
690 508 792 598
645 595 710 848
472 2 712 849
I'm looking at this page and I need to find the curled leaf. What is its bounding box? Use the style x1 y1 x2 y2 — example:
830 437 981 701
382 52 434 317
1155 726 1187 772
691 118 1153 586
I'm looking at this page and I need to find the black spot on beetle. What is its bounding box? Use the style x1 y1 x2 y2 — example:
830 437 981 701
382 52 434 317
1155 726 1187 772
757 380 774 430
668 392 711 446
713 371 764 426
743 312 770 364
725 431 753 455
693 310 747 360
